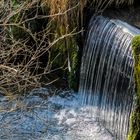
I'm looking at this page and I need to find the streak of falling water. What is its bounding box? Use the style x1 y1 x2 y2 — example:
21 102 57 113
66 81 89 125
79 16 140 140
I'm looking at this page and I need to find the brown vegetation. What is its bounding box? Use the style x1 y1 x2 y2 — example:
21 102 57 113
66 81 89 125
0 0 80 95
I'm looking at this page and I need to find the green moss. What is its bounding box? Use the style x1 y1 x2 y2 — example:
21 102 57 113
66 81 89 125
46 11 79 89
67 38 78 90
127 35 140 140
50 35 78 89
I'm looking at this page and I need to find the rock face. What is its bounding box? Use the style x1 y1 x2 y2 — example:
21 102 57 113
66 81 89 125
103 7 140 28
0 88 114 140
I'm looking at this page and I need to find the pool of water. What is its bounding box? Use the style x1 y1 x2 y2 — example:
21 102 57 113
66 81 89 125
0 88 114 140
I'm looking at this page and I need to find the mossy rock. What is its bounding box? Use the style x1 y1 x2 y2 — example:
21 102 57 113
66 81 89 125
50 36 78 90
128 35 140 140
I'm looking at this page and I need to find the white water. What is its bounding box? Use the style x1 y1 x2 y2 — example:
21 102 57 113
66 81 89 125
0 88 114 140
79 15 140 140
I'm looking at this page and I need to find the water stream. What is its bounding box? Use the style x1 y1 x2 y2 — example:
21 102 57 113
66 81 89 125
79 15 140 140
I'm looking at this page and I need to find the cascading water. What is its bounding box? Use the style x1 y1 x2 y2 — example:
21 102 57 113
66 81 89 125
79 16 140 140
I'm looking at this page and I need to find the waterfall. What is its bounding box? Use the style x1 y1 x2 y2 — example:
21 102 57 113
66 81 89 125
79 16 140 140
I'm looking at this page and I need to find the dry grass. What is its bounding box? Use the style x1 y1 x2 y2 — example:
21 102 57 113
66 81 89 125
42 0 135 29
43 0 81 32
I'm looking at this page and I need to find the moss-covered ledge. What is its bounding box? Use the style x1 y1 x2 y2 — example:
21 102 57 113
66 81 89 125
128 35 140 140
